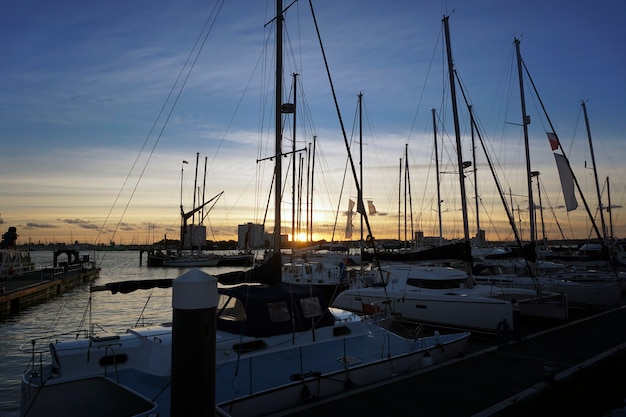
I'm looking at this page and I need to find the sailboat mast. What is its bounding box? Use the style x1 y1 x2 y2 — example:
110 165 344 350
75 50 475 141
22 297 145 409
404 144 408 247
398 157 401 243
514 38 536 244
582 100 607 240
432 108 443 246
443 16 470 242
201 156 207 227
192 152 200 226
310 137 316 242
291 73 298 246
469 105 481 244
358 92 364 247
274 0 283 255
607 176 613 239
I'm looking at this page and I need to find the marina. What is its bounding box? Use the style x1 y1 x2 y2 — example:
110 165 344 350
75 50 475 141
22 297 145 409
2 251 626 417
2 1 626 417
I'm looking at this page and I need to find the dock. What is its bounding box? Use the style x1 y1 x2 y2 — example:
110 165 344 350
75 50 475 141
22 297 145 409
273 305 626 417
0 249 100 316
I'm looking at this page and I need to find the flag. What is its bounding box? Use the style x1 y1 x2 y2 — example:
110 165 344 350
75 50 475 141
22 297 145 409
345 199 355 238
554 153 578 211
367 200 377 215
547 132 559 151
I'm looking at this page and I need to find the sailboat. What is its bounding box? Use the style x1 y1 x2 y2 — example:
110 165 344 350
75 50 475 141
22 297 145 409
472 42 623 307
149 155 254 268
20 3 470 417
334 16 570 331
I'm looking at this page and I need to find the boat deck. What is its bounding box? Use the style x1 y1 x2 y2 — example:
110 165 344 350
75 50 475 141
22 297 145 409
272 305 626 417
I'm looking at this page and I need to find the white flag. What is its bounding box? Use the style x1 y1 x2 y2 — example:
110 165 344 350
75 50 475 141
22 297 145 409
367 200 377 215
554 153 578 211
345 199 355 238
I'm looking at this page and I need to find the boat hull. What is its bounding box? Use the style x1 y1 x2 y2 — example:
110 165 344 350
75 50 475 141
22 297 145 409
20 322 470 417
333 288 513 333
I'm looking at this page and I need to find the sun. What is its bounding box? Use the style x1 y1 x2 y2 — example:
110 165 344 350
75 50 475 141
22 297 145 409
294 232 308 242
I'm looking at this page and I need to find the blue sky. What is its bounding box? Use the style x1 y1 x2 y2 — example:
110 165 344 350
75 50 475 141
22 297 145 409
1 0 625 245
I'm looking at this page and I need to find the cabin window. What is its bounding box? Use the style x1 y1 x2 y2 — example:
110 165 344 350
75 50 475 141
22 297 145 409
283 264 299 275
407 278 461 290
299 297 323 318
267 301 291 322
217 295 247 321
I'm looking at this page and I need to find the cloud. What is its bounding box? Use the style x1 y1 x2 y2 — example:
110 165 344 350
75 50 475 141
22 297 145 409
25 223 59 229
60 219 100 230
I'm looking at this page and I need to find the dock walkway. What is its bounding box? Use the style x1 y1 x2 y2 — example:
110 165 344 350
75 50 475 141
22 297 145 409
275 306 626 417
0 268 99 316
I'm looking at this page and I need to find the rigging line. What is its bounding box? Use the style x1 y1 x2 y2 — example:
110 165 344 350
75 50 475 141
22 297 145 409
408 24 444 142
209 32 270 181
539 178 568 241
308 0 385 287
330 91 360 243
521 60 607 248
454 71 526 250
95 0 226 249
135 291 154 327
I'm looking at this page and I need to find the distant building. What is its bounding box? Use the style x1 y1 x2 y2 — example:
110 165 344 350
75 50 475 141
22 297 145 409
184 225 207 249
238 223 265 250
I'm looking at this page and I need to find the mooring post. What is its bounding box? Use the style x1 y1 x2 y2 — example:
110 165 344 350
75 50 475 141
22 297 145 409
171 268 217 417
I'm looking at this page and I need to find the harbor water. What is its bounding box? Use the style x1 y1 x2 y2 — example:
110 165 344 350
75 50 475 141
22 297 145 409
1 250 626 417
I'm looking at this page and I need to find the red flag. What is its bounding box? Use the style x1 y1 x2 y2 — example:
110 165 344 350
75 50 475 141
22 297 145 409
547 132 559 151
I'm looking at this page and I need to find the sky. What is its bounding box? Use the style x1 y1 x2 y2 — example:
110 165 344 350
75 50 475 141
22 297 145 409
1 0 625 247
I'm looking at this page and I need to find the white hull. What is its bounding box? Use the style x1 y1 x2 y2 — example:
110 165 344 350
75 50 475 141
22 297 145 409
21 319 469 417
476 273 622 308
334 264 569 332
333 287 512 333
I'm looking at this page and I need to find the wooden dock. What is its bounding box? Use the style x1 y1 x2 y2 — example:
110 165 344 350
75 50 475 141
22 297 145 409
0 267 99 316
272 305 626 417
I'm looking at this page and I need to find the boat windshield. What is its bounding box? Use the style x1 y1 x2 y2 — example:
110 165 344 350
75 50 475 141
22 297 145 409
217 294 247 321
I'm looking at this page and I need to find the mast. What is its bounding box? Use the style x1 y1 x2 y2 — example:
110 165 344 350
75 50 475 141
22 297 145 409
310 137 316 242
607 176 614 239
274 0 283 255
358 92 364 250
443 15 473 285
291 73 298 247
532 171 546 244
192 152 200 226
201 156 207 227
306 140 311 242
398 157 401 243
404 144 408 248
469 105 480 244
582 100 607 240
443 16 470 244
514 38 536 245
404 143 414 248
432 108 443 246
179 160 188 251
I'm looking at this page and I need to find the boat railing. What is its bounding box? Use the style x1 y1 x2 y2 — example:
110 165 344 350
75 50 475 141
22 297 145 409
21 329 92 384
22 342 47 388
